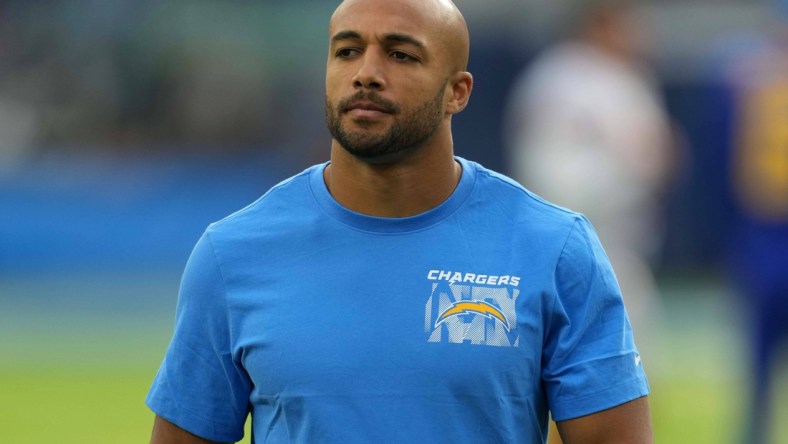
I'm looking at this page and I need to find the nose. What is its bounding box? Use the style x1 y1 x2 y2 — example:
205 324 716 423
352 50 385 90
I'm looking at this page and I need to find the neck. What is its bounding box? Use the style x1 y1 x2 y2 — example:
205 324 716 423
324 135 461 218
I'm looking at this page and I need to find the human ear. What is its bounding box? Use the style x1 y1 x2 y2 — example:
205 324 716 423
446 71 473 114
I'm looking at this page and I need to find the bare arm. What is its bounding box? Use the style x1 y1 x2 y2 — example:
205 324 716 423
150 415 227 444
556 396 653 444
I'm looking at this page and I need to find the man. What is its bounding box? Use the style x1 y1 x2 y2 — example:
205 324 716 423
147 0 653 442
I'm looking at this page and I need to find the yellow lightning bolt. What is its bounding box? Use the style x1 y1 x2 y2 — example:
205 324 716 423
435 301 510 331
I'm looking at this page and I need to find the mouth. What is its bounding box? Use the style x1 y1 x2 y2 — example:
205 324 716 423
343 101 394 120
335 92 399 122
344 101 391 114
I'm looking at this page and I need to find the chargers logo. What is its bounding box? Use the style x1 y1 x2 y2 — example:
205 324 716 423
425 278 520 347
435 300 511 331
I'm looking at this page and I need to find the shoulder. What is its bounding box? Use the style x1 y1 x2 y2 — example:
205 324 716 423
464 158 583 226
455 158 591 262
205 163 323 238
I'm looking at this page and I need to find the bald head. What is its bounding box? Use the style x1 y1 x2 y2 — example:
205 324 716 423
324 0 474 164
330 0 470 73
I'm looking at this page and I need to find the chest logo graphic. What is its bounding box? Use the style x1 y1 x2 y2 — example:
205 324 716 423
435 300 511 331
425 270 520 347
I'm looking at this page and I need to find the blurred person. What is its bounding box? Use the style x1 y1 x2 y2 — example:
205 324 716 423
147 0 652 443
0 96 39 176
0 6 42 176
505 0 675 365
711 4 788 443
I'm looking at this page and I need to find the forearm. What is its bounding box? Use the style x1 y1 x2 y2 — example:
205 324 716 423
150 416 225 444
556 396 654 444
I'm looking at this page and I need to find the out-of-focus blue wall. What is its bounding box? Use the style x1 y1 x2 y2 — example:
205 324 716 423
0 0 777 276
1 151 296 274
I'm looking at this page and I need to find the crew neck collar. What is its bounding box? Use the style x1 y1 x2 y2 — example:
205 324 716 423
308 156 476 234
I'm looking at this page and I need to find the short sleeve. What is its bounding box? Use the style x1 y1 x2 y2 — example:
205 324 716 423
542 217 650 421
146 231 251 443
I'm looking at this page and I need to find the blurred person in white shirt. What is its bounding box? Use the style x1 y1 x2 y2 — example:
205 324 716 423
505 0 676 364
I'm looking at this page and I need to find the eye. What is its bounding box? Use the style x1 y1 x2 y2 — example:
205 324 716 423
336 48 360 58
390 51 416 62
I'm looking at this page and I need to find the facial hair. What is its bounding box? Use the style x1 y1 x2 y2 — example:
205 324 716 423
325 79 448 164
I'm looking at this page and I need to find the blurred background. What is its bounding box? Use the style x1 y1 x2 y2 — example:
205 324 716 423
1 0 786 442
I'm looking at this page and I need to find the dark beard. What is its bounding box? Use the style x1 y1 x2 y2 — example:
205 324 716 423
325 80 447 164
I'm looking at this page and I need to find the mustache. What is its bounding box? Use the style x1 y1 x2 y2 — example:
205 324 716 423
339 91 399 114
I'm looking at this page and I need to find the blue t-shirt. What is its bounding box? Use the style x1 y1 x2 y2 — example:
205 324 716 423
147 157 649 443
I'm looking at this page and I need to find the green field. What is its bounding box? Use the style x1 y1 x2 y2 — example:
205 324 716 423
1 273 786 443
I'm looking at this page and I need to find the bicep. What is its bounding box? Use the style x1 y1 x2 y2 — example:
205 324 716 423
151 415 228 444
556 396 653 444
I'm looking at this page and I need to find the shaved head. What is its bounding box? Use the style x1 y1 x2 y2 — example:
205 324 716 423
331 0 470 73
325 0 473 164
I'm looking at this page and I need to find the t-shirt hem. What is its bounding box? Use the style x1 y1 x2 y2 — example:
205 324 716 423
549 377 650 422
146 393 244 443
